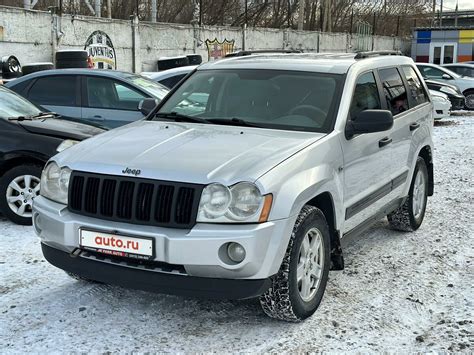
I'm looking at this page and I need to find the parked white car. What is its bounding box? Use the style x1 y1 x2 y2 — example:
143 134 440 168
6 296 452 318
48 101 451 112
416 63 474 109
429 89 451 120
142 65 197 89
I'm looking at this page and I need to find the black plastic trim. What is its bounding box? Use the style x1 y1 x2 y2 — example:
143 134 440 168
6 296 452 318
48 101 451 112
345 171 408 220
41 243 271 300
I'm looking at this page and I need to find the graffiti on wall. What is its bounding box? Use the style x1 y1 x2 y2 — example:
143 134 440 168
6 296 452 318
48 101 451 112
84 30 117 69
205 38 235 61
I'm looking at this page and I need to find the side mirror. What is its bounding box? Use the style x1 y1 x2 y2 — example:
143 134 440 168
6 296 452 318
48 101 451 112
345 109 393 140
138 98 159 116
442 73 452 80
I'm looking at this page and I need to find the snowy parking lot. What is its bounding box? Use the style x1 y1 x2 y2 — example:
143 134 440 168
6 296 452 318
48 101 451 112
1 115 473 353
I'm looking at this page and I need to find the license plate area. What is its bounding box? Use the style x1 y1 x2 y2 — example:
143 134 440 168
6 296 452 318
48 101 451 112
79 229 155 260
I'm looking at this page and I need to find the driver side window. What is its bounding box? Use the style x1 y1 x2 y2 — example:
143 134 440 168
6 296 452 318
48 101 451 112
350 72 381 120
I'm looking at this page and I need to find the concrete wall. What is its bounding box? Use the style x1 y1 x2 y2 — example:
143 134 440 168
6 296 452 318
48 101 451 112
0 5 411 73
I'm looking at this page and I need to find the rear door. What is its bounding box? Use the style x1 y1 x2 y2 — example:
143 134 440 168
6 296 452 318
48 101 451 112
26 75 81 120
81 76 148 128
342 71 394 233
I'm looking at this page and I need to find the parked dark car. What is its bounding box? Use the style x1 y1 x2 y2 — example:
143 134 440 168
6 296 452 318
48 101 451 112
0 85 105 225
6 69 170 129
425 79 465 110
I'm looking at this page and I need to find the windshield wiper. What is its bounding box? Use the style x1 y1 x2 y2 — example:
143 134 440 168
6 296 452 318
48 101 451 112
208 118 263 128
8 112 59 121
155 112 211 124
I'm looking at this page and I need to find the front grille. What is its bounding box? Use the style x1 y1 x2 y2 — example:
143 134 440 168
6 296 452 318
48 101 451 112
68 171 203 229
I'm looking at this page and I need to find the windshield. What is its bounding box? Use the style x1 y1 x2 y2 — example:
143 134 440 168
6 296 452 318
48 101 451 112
0 87 41 119
126 75 169 100
155 69 343 133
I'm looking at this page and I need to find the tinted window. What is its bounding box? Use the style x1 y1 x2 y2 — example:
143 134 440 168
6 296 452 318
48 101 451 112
159 74 187 89
379 68 408 116
350 72 381 120
402 66 429 107
86 77 146 110
28 76 76 106
450 66 474 77
157 69 343 133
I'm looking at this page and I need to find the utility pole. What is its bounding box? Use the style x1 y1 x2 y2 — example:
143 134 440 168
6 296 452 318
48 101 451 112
432 0 436 26
151 0 157 22
327 0 331 32
298 0 304 30
454 1 458 27
107 0 111 18
440 0 443 27
95 0 101 17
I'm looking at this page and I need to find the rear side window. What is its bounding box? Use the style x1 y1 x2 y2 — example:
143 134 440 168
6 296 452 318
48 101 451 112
159 74 186 89
350 72 381 120
378 68 408 116
402 66 429 107
86 77 146 110
28 76 76 106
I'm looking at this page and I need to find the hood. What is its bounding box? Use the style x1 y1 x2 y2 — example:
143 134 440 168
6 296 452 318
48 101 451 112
18 117 106 141
429 89 448 99
55 120 325 185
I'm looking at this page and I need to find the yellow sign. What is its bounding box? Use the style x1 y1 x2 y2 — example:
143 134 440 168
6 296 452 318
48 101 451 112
459 30 474 44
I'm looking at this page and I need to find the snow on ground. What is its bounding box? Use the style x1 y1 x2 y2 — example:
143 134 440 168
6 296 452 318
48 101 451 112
1 116 473 353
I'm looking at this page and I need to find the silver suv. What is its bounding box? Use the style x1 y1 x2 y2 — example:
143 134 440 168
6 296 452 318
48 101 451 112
33 51 434 322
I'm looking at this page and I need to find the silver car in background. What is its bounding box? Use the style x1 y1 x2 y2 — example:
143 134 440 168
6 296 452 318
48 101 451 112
33 52 434 322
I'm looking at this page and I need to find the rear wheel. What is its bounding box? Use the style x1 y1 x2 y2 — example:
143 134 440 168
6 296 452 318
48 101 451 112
0 165 42 225
259 205 330 321
388 157 428 232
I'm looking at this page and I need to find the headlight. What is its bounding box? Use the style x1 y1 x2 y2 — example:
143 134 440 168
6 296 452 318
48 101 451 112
432 95 448 103
40 162 71 204
439 86 457 96
57 139 79 152
197 182 272 223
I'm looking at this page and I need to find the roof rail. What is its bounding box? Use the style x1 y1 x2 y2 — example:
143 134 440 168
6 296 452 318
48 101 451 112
354 50 402 59
225 49 302 58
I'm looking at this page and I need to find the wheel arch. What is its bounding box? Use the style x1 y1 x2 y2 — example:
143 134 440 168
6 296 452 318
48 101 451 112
0 153 47 178
305 191 344 270
418 145 434 196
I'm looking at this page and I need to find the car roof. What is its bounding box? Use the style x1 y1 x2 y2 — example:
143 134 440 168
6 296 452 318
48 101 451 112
142 65 198 81
7 68 140 85
198 52 415 74
443 63 474 68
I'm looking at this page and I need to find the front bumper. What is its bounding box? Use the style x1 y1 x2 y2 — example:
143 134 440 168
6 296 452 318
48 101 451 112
33 196 296 280
41 243 271 299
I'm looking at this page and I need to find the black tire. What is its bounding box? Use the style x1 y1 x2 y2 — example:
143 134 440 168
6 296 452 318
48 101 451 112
1 55 22 79
463 90 474 110
388 157 429 232
186 54 202 65
0 164 43 225
55 50 88 61
56 60 88 69
259 205 331 322
22 63 54 76
157 56 190 71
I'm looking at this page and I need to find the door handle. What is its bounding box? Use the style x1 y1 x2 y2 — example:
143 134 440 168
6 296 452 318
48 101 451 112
88 115 103 120
378 137 392 148
410 122 420 131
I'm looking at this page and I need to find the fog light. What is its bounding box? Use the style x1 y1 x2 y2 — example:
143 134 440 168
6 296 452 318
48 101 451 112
227 242 246 263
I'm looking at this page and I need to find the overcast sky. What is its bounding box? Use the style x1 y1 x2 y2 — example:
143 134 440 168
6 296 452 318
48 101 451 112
438 0 474 11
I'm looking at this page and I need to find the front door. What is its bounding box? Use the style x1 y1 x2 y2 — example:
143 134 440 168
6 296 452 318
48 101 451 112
342 71 394 233
429 42 457 64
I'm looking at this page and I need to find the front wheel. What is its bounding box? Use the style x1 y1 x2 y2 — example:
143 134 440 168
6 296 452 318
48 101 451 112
464 90 474 110
259 205 331 322
0 165 42 225
388 157 428 232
